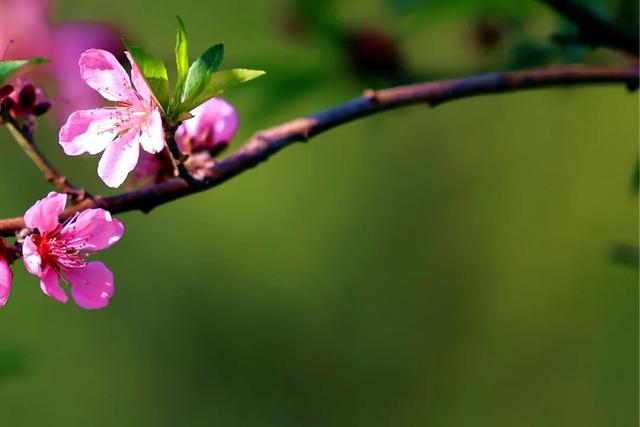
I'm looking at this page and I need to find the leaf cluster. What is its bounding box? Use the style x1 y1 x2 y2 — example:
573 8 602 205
124 17 265 124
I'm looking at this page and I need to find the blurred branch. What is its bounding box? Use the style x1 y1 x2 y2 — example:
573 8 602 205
0 64 638 237
2 114 87 202
539 0 639 55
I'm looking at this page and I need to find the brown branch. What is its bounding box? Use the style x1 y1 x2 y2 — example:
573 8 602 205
0 64 638 237
539 0 639 56
3 116 87 201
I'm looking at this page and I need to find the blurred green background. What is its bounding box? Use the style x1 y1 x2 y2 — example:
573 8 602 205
0 0 638 426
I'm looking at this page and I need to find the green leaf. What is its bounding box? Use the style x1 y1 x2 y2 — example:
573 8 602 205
0 58 49 85
181 44 224 105
122 39 170 109
181 68 265 112
174 16 190 104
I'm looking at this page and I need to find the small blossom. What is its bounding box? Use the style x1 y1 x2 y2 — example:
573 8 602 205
0 239 13 308
59 49 165 188
176 97 238 155
132 98 238 185
22 192 124 309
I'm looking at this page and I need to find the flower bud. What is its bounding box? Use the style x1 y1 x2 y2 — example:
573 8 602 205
0 84 14 99
4 80 50 122
175 97 239 155
18 84 36 108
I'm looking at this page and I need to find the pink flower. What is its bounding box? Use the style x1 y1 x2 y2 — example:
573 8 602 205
176 97 238 155
132 98 238 186
59 49 165 188
0 238 13 307
22 192 124 309
0 259 11 308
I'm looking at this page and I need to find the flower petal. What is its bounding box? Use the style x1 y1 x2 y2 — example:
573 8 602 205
124 51 154 104
60 209 124 252
0 259 12 307
97 129 140 188
79 48 137 103
40 265 69 304
24 192 67 234
59 108 120 155
21 235 42 276
138 109 165 154
66 261 114 310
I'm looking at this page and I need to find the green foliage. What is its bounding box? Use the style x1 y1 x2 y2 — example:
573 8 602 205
120 19 266 122
174 15 190 105
122 18 266 123
181 44 225 106
180 68 266 114
0 58 49 85
122 39 170 109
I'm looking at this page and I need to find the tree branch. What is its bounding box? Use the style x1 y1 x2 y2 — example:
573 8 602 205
0 64 637 237
539 0 639 55
3 115 87 201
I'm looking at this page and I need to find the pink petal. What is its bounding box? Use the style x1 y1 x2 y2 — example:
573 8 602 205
208 98 239 145
79 48 137 103
40 265 69 304
60 209 124 252
66 262 114 310
0 259 12 308
124 51 154 104
59 109 120 156
138 109 165 154
24 192 67 234
21 235 42 276
97 129 140 188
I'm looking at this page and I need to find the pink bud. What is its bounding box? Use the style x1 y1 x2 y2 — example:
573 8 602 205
175 97 239 155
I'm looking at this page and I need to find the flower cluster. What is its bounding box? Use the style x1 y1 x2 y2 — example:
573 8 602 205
58 49 240 187
0 16 263 310
133 97 239 184
1 192 123 309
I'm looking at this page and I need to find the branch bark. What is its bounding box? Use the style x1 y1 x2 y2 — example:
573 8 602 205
3 117 86 201
539 0 639 55
0 64 637 237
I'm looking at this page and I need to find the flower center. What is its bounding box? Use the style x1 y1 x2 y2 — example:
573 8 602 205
31 233 86 270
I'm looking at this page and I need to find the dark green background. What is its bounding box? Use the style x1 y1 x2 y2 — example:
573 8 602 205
0 0 637 425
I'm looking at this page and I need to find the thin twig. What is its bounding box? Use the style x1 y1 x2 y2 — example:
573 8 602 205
3 116 87 201
0 64 637 237
163 127 202 186
539 0 639 56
